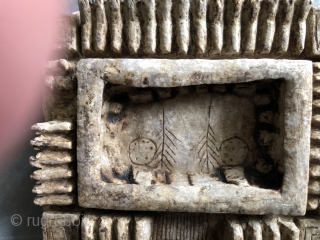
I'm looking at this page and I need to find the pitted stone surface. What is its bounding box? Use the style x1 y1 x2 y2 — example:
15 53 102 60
76 58 312 215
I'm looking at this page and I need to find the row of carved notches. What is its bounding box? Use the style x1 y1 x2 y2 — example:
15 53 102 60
30 120 76 206
55 0 320 59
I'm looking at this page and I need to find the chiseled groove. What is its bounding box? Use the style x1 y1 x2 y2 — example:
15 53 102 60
93 0 107 53
225 0 243 55
34 194 76 206
165 213 172 240
140 0 157 55
276 0 295 54
157 0 172 54
106 0 122 53
171 214 178 240
192 0 207 55
241 0 261 55
175 0 190 55
208 0 224 55
257 0 279 54
73 0 312 57
293 0 312 55
79 0 93 55
125 0 141 54
150 213 209 239
161 213 166 240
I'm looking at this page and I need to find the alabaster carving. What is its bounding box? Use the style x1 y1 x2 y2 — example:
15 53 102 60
29 0 320 239
76 58 312 215
42 211 320 240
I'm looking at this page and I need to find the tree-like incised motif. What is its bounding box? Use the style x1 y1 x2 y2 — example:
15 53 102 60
149 108 181 173
197 97 220 173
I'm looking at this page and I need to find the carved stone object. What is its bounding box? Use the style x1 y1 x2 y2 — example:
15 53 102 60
30 0 320 239
77 58 312 215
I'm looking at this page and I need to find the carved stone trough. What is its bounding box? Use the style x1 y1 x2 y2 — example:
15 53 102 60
77 58 312 215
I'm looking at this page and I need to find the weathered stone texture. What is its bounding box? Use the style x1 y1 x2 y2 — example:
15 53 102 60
54 1 319 58
30 60 77 205
42 211 320 240
77 58 312 215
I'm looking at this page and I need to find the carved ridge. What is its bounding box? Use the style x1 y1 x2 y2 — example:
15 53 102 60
42 211 320 240
56 1 317 58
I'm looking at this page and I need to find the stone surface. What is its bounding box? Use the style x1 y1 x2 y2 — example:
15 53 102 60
77 58 312 215
44 211 320 240
306 7 320 58
30 120 76 206
56 1 318 58
307 62 320 211
28 2 320 239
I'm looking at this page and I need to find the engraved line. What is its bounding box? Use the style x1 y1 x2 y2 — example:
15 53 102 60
155 130 162 138
196 134 206 146
165 150 176 163
207 135 220 151
160 106 165 168
198 152 206 166
164 143 176 155
165 127 182 142
154 145 163 160
317 14 320 51
163 160 172 171
209 161 214 170
163 155 173 168
207 145 219 158
208 153 219 164
198 142 206 155
208 130 217 143
164 133 177 148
